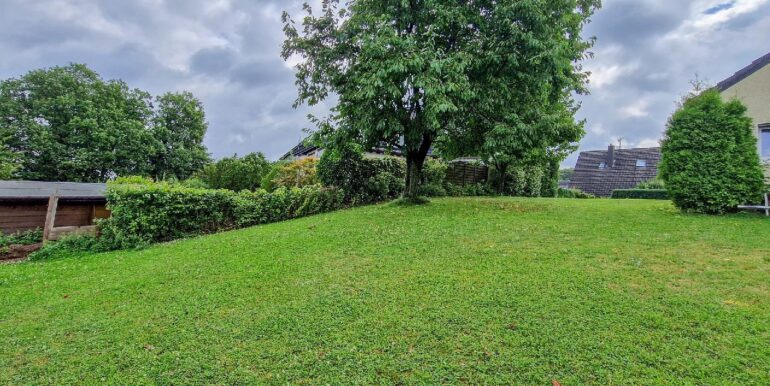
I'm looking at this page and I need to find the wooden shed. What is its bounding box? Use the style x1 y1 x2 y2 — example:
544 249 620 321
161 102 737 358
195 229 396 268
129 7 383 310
0 181 110 238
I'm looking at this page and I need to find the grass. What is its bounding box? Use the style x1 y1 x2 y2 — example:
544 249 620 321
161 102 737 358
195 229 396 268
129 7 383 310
1 197 769 384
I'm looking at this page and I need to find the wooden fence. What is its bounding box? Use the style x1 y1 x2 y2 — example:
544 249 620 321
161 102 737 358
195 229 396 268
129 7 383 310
446 162 489 186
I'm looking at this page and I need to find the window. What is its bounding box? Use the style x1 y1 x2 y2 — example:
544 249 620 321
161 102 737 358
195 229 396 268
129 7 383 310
599 162 606 169
636 159 647 168
761 124 770 159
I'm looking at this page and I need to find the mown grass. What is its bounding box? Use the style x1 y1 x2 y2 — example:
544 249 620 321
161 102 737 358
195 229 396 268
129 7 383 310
1 198 769 384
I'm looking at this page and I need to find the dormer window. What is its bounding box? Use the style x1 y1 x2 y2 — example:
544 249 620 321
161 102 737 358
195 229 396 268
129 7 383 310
636 159 647 168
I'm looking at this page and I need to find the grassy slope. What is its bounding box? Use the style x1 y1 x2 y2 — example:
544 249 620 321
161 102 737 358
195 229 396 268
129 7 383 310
1 198 769 385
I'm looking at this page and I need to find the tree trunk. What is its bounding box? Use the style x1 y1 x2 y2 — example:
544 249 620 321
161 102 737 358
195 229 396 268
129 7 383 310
495 163 508 195
403 134 432 201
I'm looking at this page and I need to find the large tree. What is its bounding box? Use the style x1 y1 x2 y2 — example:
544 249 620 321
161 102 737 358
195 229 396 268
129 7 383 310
0 64 210 182
282 0 599 199
150 92 211 181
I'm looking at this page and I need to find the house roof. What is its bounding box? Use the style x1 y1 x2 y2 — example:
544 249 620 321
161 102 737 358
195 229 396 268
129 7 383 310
716 51 770 92
568 147 661 197
0 181 106 202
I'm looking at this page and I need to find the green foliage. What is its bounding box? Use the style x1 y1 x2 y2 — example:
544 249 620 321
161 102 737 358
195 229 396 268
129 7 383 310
660 90 765 214
149 92 211 180
635 179 666 190
0 228 43 248
559 168 575 182
0 64 209 182
418 159 449 197
317 147 406 204
196 152 271 191
557 188 595 199
611 189 669 200
282 0 600 198
272 158 319 189
29 234 103 261
489 165 546 197
93 180 344 250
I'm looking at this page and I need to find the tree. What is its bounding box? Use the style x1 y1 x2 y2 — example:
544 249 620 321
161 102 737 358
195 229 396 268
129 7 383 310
660 90 765 214
282 0 599 200
150 92 211 181
0 64 211 182
196 152 271 191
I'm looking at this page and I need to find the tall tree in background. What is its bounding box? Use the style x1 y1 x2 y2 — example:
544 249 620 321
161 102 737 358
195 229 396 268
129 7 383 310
0 64 210 182
150 92 211 181
283 0 599 200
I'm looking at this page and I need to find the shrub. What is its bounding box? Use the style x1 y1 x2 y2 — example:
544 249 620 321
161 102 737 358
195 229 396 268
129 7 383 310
557 188 595 199
635 179 665 190
490 165 545 197
318 147 405 204
196 152 271 191
611 189 668 200
272 158 319 189
29 234 103 260
93 180 344 251
660 90 765 214
0 228 43 248
418 158 449 197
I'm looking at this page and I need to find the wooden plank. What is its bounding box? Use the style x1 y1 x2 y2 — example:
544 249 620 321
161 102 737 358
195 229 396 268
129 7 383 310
43 195 59 242
48 225 98 241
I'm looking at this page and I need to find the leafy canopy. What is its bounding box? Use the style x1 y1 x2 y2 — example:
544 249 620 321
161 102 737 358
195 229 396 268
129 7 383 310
660 90 765 214
0 64 210 182
283 0 600 197
196 152 271 192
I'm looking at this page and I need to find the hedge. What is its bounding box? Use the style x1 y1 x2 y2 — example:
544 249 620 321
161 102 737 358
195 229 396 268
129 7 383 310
96 181 344 250
611 189 668 200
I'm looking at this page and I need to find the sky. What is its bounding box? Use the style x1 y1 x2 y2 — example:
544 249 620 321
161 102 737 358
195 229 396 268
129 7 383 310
1 0 769 166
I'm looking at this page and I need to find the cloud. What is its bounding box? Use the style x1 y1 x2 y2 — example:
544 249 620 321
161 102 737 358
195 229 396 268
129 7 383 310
0 0 768 167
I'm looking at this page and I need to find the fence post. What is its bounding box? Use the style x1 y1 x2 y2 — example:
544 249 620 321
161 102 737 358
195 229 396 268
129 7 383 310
43 192 59 243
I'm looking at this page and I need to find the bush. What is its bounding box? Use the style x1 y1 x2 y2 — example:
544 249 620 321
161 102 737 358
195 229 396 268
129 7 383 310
418 158 449 197
318 147 405 204
490 165 545 197
94 180 344 251
0 228 43 248
272 158 319 189
196 152 271 191
660 90 766 214
29 234 103 260
557 188 595 199
611 189 668 200
635 179 665 190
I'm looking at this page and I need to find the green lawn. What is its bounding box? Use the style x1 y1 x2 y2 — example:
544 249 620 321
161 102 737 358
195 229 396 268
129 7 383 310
1 198 769 384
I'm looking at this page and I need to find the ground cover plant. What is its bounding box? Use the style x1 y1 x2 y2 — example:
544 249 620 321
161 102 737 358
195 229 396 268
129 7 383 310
1 198 769 384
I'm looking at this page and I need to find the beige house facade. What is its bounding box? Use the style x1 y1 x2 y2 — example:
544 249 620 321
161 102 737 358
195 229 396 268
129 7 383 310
716 52 770 179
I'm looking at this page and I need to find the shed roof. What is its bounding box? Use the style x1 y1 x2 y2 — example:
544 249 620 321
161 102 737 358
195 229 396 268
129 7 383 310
0 181 106 201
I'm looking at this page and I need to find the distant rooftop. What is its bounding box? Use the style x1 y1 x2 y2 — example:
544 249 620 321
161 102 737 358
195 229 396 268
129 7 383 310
0 181 106 201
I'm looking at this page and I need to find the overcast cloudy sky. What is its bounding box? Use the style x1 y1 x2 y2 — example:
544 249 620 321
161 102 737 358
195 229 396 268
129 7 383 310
1 0 769 165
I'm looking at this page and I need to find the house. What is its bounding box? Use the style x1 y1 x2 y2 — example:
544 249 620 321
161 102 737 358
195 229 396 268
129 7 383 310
569 146 661 197
0 181 110 238
716 51 770 178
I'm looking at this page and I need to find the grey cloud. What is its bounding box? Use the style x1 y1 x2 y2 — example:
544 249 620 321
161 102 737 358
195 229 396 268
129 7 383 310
0 0 768 164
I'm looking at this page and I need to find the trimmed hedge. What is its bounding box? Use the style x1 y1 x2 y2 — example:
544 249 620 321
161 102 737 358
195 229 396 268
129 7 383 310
611 189 668 200
96 181 344 250
557 188 595 199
